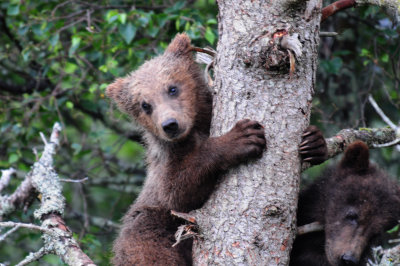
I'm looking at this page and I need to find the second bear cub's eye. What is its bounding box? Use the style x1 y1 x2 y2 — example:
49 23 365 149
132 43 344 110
141 102 152 114
345 211 358 224
168 86 179 96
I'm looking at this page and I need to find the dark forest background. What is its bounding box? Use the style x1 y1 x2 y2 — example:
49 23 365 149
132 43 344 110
0 0 399 265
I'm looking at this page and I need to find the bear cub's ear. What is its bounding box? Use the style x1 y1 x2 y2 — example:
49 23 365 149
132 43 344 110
106 78 126 102
339 141 369 173
165 33 192 57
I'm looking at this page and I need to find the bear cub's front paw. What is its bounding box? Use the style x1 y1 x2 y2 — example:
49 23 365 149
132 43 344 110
300 125 327 165
224 119 266 162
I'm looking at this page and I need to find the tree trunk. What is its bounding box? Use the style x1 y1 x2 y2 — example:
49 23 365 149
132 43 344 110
193 1 322 265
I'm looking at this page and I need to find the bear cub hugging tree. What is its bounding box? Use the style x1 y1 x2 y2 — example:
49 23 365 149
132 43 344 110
106 33 266 265
292 126 400 266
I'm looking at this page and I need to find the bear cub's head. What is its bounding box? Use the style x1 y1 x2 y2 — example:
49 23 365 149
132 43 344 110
107 33 210 142
324 141 400 266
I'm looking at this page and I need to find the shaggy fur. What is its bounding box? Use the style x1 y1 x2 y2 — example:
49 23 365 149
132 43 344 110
107 33 266 265
292 132 400 266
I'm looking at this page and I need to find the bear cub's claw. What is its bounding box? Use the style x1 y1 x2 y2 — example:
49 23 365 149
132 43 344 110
225 119 266 161
300 125 327 165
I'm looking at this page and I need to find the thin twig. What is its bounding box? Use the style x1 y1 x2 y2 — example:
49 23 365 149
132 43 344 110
368 95 397 130
297 221 324 235
59 177 89 183
0 221 52 234
0 225 20 242
15 247 47 266
373 138 400 148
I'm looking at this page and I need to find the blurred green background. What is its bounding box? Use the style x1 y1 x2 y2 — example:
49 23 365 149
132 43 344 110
0 0 399 265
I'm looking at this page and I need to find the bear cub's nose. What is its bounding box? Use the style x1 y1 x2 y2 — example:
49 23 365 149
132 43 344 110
340 253 358 266
162 118 179 138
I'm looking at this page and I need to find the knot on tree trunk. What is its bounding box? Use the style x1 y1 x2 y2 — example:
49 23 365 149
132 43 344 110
241 29 303 76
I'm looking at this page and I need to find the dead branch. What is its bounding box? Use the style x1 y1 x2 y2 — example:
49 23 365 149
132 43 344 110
0 173 36 220
321 0 356 22
297 221 324 235
321 0 400 24
0 123 96 266
302 127 398 171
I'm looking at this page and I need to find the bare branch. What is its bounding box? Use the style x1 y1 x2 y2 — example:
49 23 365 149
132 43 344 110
0 221 52 235
0 224 20 242
27 123 96 265
368 95 398 130
302 127 398 171
59 177 89 183
321 0 356 22
0 174 36 220
15 247 47 266
297 221 324 235
321 0 400 24
1 123 96 265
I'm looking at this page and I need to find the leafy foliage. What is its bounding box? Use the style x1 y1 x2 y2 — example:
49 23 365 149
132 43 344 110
0 0 216 264
306 5 400 181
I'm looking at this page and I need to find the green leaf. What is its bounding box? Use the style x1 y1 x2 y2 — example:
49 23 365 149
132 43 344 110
106 10 119 23
381 53 389 63
7 4 19 16
66 101 74 109
360 48 371 58
387 224 399 233
205 27 215 45
89 84 98 93
99 83 108 91
71 143 82 155
49 34 59 47
119 22 136 44
9 153 19 164
21 49 30 62
18 25 29 35
175 18 181 30
165 1 185 13
207 18 217 25
64 62 78 74
118 13 127 24
68 36 81 57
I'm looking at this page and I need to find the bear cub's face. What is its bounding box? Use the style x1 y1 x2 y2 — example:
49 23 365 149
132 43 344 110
323 142 400 266
106 34 201 142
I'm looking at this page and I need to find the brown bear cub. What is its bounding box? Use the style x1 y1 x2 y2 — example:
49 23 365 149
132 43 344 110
106 33 266 265
292 126 400 266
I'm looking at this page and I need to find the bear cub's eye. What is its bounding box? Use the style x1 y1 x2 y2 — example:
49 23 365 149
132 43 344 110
345 211 359 225
141 102 152 114
168 86 179 97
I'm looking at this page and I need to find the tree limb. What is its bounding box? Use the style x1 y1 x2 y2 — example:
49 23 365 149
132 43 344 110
302 127 398 171
321 0 356 22
0 173 36 220
321 0 400 24
1 123 96 265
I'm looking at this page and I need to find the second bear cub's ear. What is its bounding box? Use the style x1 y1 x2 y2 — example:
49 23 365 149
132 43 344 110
165 33 192 57
339 141 370 173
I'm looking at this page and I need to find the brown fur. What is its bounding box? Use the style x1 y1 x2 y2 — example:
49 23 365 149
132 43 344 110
107 33 266 265
292 138 400 266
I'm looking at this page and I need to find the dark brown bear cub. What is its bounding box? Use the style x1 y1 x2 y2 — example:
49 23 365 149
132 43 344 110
107 33 266 265
293 128 400 266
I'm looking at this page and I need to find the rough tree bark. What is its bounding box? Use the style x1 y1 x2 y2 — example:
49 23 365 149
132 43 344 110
193 1 322 265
